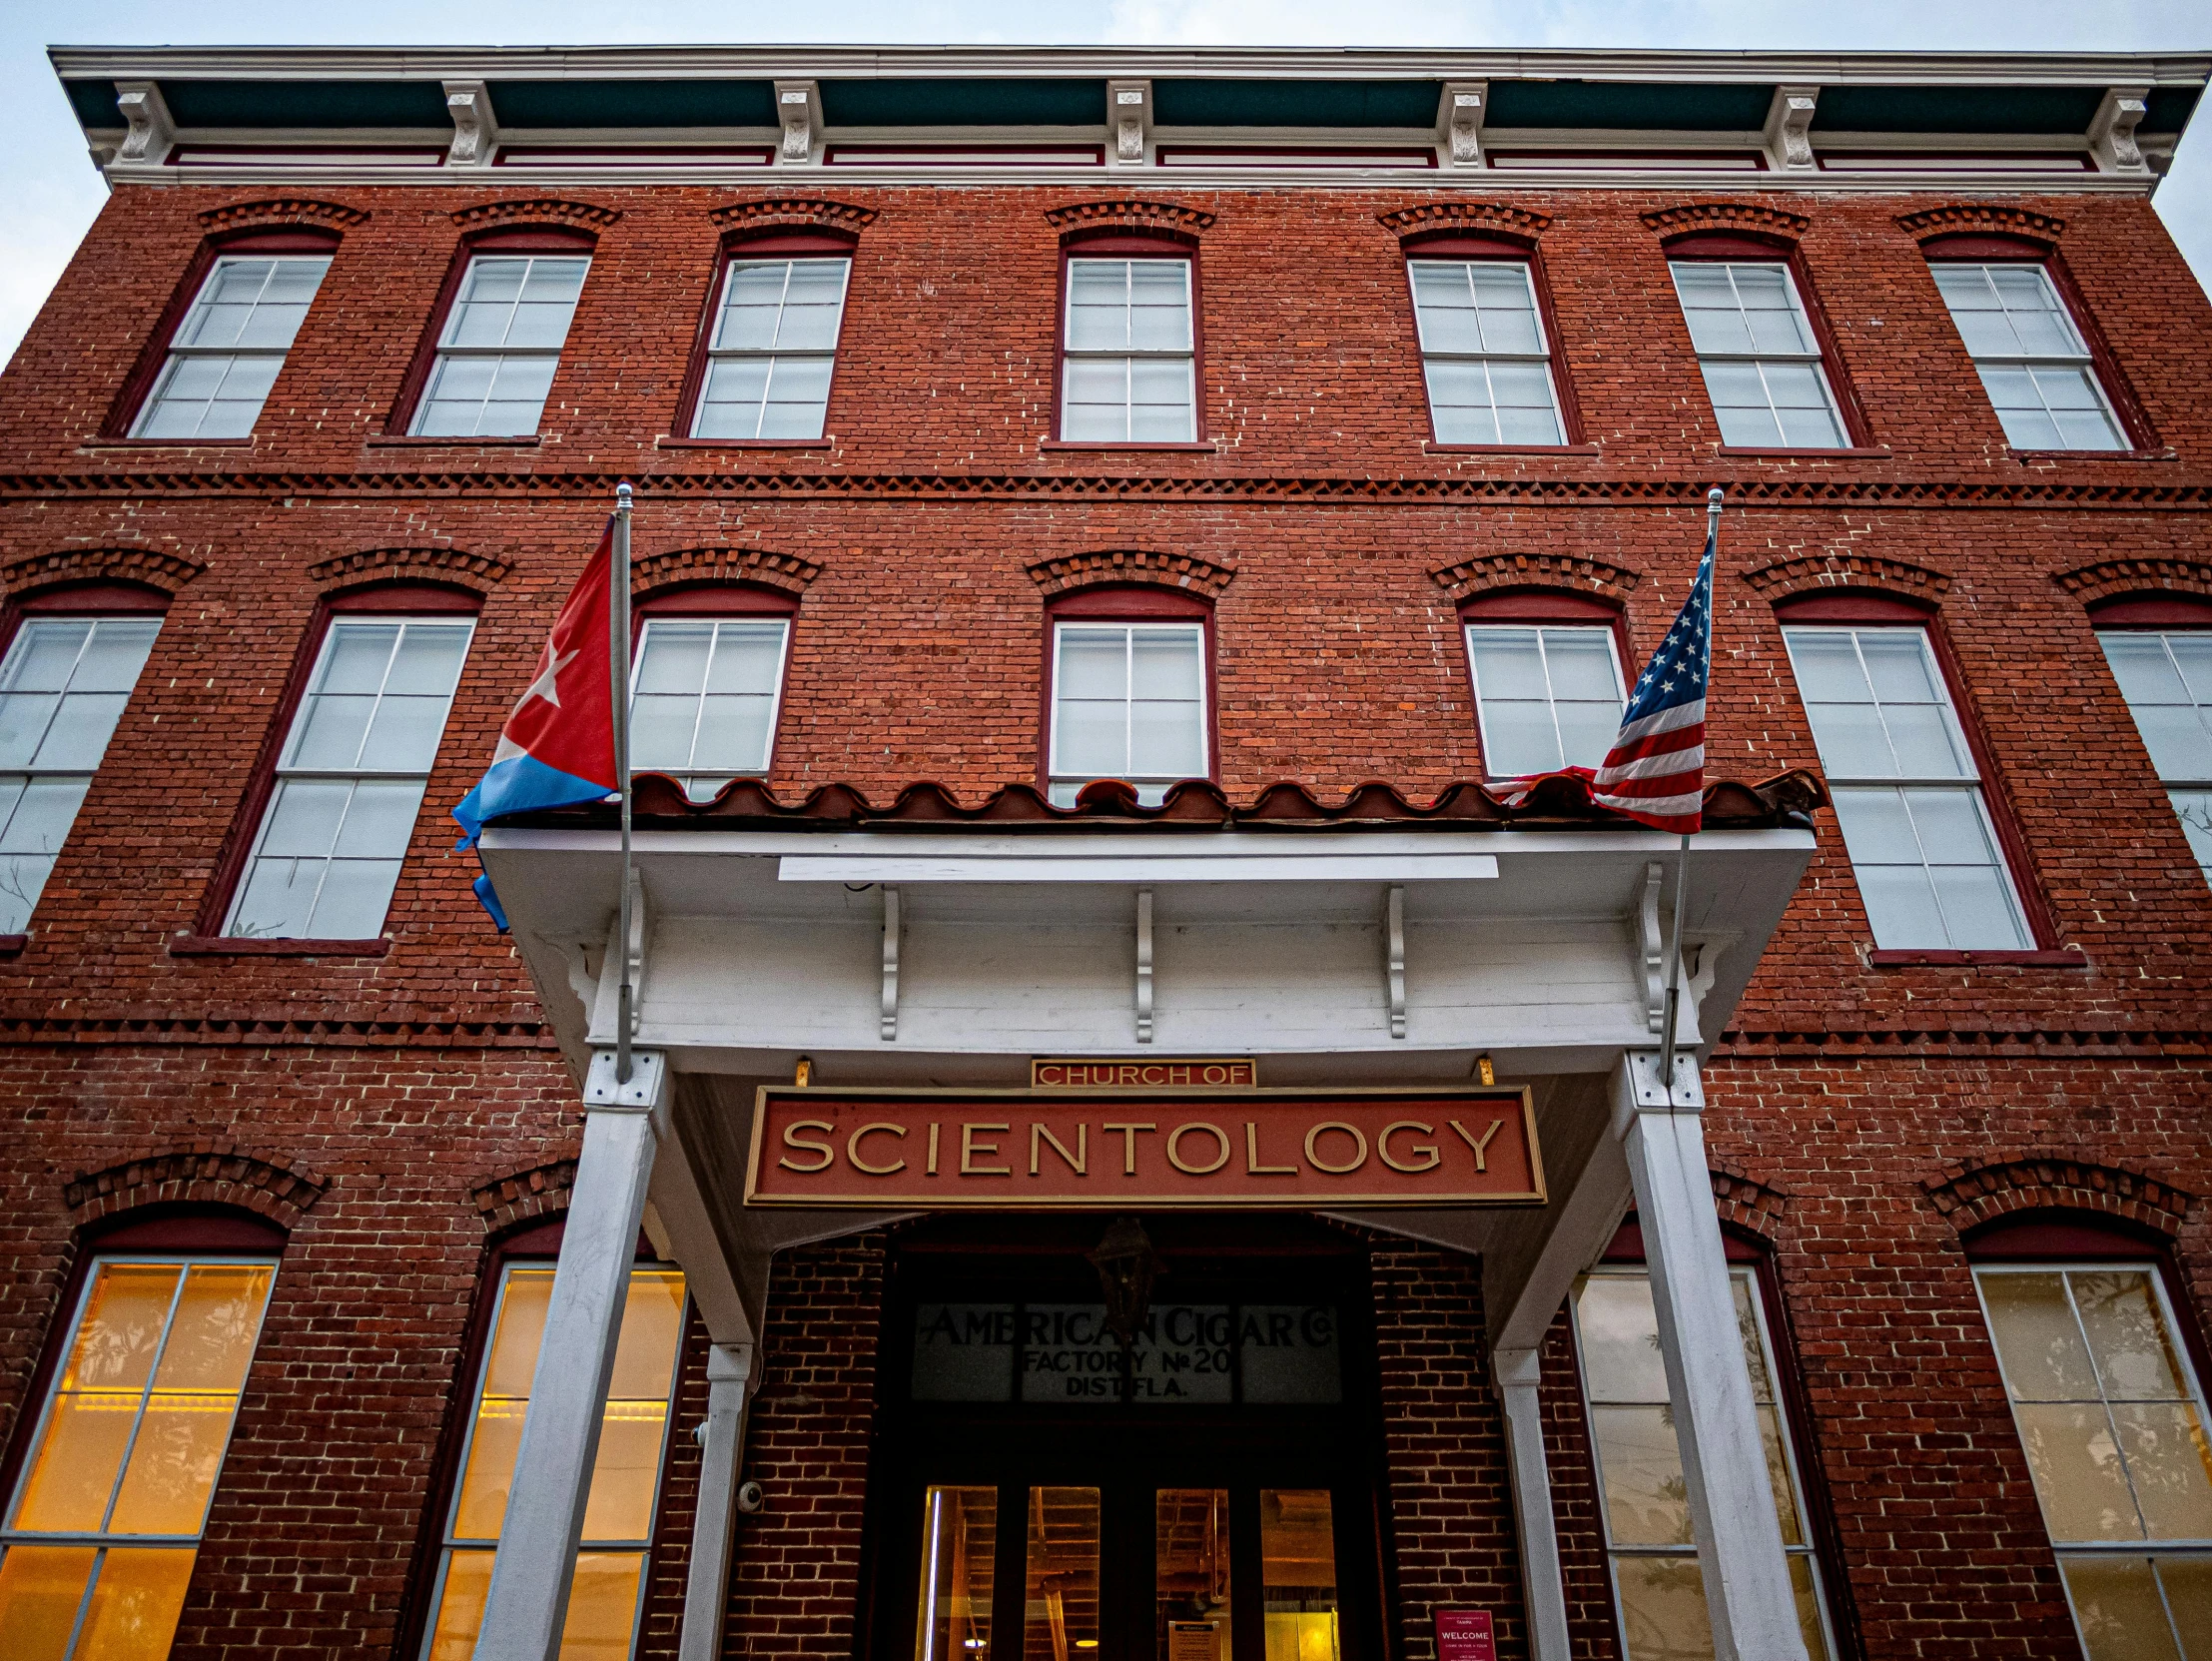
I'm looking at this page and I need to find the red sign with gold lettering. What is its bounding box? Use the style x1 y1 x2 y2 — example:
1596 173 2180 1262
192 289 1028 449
743 1087 1543 1209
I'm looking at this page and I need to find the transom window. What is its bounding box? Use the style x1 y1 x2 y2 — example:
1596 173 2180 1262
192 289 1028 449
1669 261 1847 449
1407 261 1565 445
629 616 791 799
1930 264 2126 451
225 615 473 941
411 255 590 437
2098 629 2212 885
0 1253 278 1660
1049 621 1206 807
1572 1265 1836 1661
131 254 331 440
0 616 162 934
693 256 851 440
1973 1263 2212 1660
1464 623 1625 778
422 1261 687 1661
1060 258 1197 442
1784 625 2032 950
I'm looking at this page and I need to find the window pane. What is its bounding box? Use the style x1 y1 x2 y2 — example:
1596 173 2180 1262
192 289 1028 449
1024 1487 1101 1661
453 1270 553 1539
426 1549 496 1661
1130 701 1205 779
582 1270 686 1543
1613 1555 1714 1661
915 1487 997 1661
561 1551 648 1661
2058 1556 2185 1661
1056 701 1128 777
69 1547 197 1661
0 1543 97 1661
1260 1491 1338 1661
1059 631 1128 700
1592 1404 1694 1545
1131 630 1202 701
2014 1400 2143 1540
1157 1488 1232 1661
1467 629 1548 699
1575 1275 1669 1401
2112 1400 2212 1540
2159 1555 2212 1659
1982 1272 2096 1400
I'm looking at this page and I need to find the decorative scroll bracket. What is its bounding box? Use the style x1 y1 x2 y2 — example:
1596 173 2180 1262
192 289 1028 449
1765 84 1820 171
778 80 823 164
1109 79 1151 166
444 80 498 167
115 82 176 165
881 885 901 1041
1385 885 1407 1040
1640 862 1667 1034
1135 888 1155 1044
2091 85 2151 173
1439 81 1487 167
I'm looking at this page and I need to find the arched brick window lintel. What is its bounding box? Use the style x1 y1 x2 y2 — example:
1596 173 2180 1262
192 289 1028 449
1895 204 2066 247
1377 202 1554 245
1430 552 1642 606
448 198 621 232
1027 550 1235 602
1640 201 1813 242
707 197 879 237
1712 1168 1793 1240
1742 553 1953 608
197 197 369 234
1927 1157 2193 1240
1044 200 1216 241
470 1159 578 1237
2 547 205 602
631 545 821 601
306 546 512 600
63 1147 328 1233
2056 559 2212 611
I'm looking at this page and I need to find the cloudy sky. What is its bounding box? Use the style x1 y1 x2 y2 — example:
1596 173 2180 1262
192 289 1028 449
3 1 2206 369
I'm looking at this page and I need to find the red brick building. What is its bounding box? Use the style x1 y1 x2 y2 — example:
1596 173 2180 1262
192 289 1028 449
0 43 2208 1661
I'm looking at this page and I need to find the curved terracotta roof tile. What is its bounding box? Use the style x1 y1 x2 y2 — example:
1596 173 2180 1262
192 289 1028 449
546 770 1830 833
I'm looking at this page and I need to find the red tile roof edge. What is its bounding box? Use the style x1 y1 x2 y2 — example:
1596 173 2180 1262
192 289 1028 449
496 769 1829 833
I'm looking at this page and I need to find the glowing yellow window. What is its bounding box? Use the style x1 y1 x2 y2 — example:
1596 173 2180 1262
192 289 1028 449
0 1254 278 1661
423 1262 687 1661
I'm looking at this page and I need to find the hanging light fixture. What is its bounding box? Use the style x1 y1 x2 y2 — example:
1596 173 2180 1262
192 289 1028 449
1088 1215 1160 1344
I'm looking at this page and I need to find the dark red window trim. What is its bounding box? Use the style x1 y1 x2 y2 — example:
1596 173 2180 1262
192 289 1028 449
1402 233 1588 447
1038 583 1218 799
2087 593 2212 629
384 225 599 438
1053 231 1205 446
1664 231 1876 450
184 579 483 953
1920 234 2157 451
670 227 860 443
393 1219 681 1661
103 226 344 440
0 576 175 673
1598 1221 1865 1661
0 1204 288 1536
1774 592 2063 952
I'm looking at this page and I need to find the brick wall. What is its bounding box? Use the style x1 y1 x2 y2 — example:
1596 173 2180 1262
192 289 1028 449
0 172 2204 1660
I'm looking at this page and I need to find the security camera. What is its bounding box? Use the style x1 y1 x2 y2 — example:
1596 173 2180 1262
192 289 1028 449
736 1479 766 1514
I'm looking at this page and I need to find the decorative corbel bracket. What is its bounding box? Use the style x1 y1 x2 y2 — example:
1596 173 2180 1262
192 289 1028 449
2090 86 2151 174
1135 889 1155 1043
881 886 902 1041
1639 862 1666 1034
115 82 176 165
1439 81 1487 168
1764 85 1820 172
444 80 498 167
1384 886 1407 1039
778 80 824 165
1109 80 1152 167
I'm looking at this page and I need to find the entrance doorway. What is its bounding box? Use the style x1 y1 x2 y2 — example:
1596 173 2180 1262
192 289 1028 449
865 1218 1388 1661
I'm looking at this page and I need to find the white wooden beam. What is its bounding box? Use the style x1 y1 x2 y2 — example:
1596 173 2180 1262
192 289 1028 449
1613 1052 1808 1661
1135 888 1154 1043
1494 1345 1573 1661
779 853 1499 884
476 1050 667 1661
678 1341 758 1661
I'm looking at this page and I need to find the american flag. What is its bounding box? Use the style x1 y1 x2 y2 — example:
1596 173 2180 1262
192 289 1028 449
1501 516 1713 834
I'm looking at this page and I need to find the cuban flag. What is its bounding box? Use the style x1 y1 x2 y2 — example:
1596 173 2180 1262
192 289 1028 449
453 522 620 926
1501 520 1713 835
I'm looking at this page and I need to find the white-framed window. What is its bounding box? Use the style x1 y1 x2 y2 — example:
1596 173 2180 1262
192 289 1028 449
0 1252 279 1659
1407 260 1566 445
411 254 590 437
1930 263 2127 452
1972 1261 2212 1660
130 254 332 439
419 1260 688 1661
1464 623 1625 778
1669 261 1848 449
2098 629 2212 885
629 615 792 799
225 615 474 941
1060 257 1196 442
692 256 851 440
1784 624 2033 950
1572 1264 1838 1661
1048 620 1206 807
0 616 162 934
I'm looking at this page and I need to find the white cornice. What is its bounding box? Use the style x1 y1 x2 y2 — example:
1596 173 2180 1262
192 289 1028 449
45 44 2212 88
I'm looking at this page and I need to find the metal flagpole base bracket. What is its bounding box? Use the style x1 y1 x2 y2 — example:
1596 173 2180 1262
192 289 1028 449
585 1048 667 1111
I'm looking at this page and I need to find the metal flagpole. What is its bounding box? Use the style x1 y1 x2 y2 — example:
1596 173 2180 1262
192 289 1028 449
612 481 635 1084
1658 485 1723 1103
